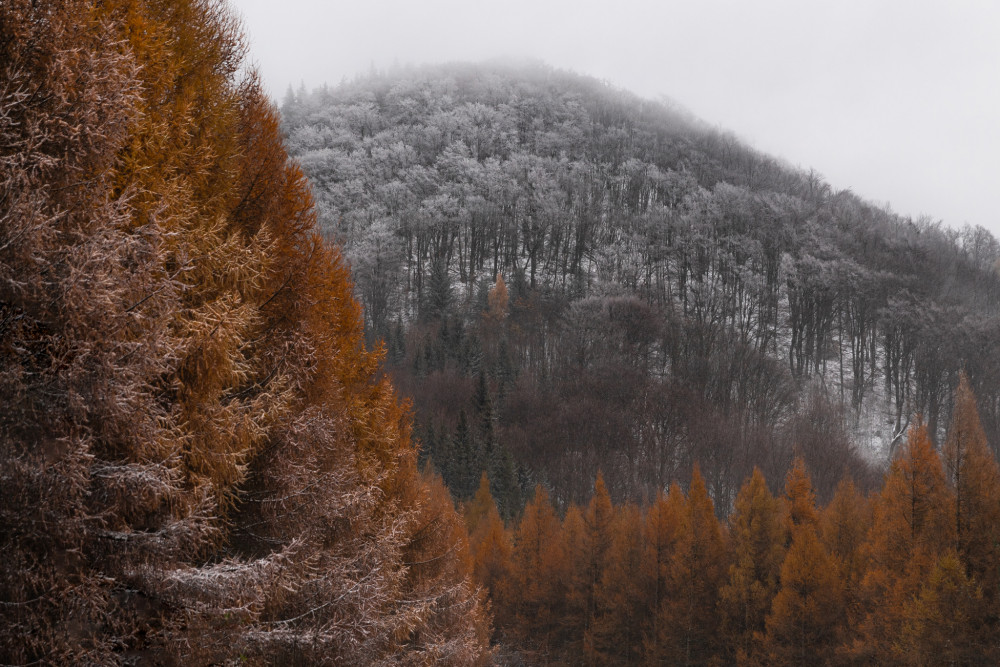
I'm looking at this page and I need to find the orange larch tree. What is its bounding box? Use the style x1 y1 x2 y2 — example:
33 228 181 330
577 473 616 662
819 477 872 643
763 521 845 666
855 420 956 663
466 473 514 632
898 551 990 665
486 273 509 323
719 468 785 663
397 469 492 664
762 457 845 665
558 501 590 660
466 471 499 533
0 0 491 663
592 501 646 664
508 485 565 659
942 373 1000 612
658 465 727 666
639 482 686 661
1 3 148 661
783 456 819 535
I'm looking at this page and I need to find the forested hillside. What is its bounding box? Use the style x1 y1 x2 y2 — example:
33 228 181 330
282 62 1000 511
7 6 1000 661
0 2 488 663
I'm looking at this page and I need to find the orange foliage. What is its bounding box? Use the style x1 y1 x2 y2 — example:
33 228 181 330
398 470 491 664
783 456 819 534
486 274 509 323
943 373 1000 610
898 551 990 665
466 473 513 629
593 502 646 664
855 419 956 662
18 1 1000 664
562 473 617 662
557 502 589 656
483 420 997 664
719 468 785 662
658 465 727 665
764 524 844 665
0 0 491 662
639 483 686 660
820 478 872 631
508 485 565 657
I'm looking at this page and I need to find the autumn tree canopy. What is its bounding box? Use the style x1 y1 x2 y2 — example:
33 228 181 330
484 391 1000 664
0 0 489 663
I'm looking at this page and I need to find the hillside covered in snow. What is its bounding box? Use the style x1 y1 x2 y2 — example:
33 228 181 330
282 61 1000 510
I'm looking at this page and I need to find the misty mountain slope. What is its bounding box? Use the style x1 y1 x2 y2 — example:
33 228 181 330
281 61 1000 510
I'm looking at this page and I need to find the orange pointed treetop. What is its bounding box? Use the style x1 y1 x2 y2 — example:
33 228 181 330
593 502 645 664
509 485 564 653
720 468 785 661
784 456 818 533
869 420 955 573
486 274 509 322
465 472 513 630
858 419 956 662
639 483 686 661
466 471 497 533
942 373 1000 604
659 465 726 665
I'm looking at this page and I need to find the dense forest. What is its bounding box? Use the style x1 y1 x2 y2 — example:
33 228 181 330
465 376 1000 664
5 1 1000 663
281 62 1000 514
1 1 489 663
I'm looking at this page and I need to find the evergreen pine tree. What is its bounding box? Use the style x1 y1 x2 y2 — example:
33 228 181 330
451 410 479 499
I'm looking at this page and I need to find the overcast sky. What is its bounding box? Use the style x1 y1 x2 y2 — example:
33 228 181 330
231 0 1000 236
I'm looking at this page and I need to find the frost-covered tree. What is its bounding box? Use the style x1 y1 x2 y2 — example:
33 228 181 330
0 1 490 663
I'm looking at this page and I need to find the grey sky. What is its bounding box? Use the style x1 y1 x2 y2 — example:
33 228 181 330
231 0 1000 236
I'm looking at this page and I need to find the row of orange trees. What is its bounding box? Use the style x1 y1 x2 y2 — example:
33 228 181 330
465 375 1000 665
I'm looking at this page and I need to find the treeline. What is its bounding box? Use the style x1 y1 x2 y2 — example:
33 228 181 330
1 1 489 664
282 63 1000 509
466 376 1000 664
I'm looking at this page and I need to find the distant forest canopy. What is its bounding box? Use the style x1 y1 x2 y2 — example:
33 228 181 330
281 61 1000 511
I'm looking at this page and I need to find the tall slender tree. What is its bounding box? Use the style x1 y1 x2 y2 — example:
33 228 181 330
509 485 565 658
466 474 514 632
640 483 686 661
942 373 1000 608
856 420 955 663
820 477 871 643
719 468 785 662
659 466 727 666
783 456 819 534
